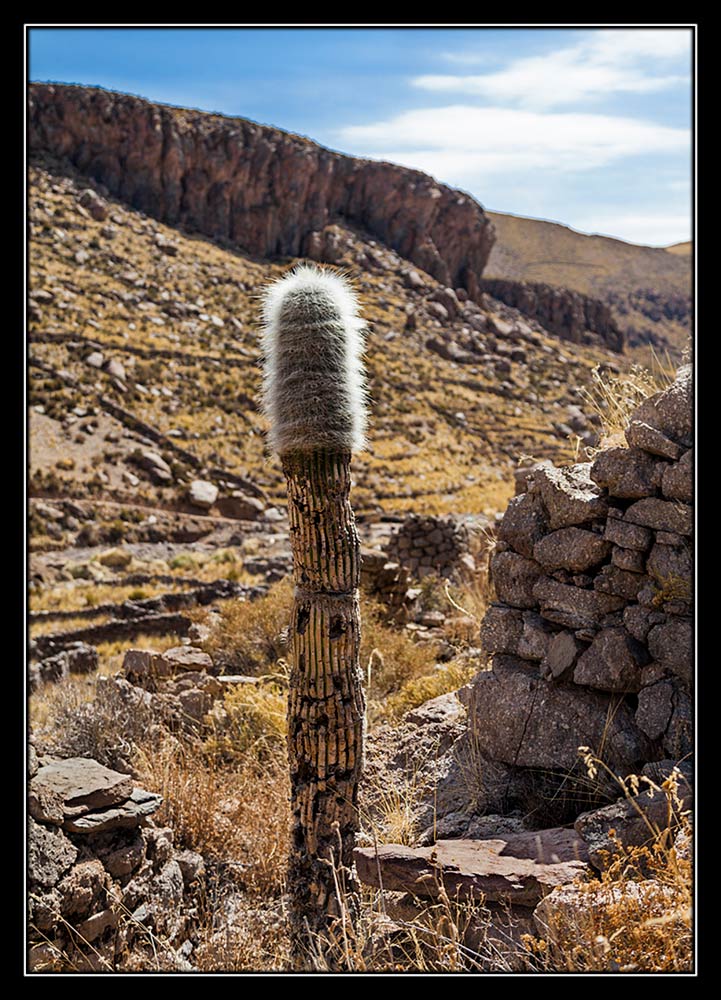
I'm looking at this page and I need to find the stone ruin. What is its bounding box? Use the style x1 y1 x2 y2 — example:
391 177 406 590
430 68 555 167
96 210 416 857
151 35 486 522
473 363 693 796
355 365 693 953
28 751 204 971
385 513 486 579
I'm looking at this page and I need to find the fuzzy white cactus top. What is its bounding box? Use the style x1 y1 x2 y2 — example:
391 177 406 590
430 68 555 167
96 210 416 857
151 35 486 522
260 264 368 455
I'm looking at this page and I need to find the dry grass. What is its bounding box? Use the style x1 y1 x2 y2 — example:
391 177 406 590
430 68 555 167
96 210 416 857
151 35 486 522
578 357 675 450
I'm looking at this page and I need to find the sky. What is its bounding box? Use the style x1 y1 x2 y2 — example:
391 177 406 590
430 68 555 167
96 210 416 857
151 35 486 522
28 26 693 247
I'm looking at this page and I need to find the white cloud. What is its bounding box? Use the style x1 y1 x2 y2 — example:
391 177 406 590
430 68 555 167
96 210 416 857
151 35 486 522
339 105 688 180
569 212 691 247
413 29 690 109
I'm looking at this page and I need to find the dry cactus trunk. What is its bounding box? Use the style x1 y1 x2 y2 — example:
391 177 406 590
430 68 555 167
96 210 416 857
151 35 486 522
261 265 368 954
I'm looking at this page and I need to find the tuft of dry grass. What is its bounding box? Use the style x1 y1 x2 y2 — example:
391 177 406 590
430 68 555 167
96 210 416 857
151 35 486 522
578 357 675 451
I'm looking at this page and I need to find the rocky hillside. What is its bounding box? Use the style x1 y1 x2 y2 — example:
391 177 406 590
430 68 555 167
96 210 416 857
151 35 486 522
486 211 692 358
29 83 495 295
29 151 628 531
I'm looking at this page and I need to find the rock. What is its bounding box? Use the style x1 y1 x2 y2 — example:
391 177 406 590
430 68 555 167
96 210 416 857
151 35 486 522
65 641 99 674
646 539 692 587
611 546 645 573
590 447 662 499
402 269 426 290
355 829 590 906
625 420 683 460
57 860 107 918
497 491 549 558
84 351 104 368
28 817 78 888
79 188 108 221
533 578 625 630
534 880 678 951
625 365 692 454
623 605 665 642
603 516 653 551
64 787 163 834
593 565 647 600
533 527 611 572
574 781 692 870
663 686 693 758
573 628 648 692
647 619 692 685
33 758 134 811
100 829 146 879
624 498 692 535
177 687 214 723
540 630 585 681
216 493 265 520
123 648 173 686
133 448 173 483
636 680 674 741
175 849 206 887
517 611 553 661
76 908 118 942
98 547 132 569
157 645 213 674
29 781 66 826
491 551 542 609
468 656 649 772
188 479 218 510
417 812 528 846
661 450 692 502
404 691 464 727
480 605 523 656
532 463 608 530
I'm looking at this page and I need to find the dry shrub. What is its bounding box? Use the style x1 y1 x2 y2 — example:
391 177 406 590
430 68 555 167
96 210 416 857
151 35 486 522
202 676 288 763
135 736 290 899
194 577 293 675
362 598 439 705
378 660 475 723
528 756 693 972
578 357 674 450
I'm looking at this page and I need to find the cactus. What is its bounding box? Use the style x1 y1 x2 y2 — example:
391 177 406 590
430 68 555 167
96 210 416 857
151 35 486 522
261 264 368 949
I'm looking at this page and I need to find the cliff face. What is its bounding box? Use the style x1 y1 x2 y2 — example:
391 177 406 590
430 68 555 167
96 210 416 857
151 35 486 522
28 83 495 292
479 278 624 353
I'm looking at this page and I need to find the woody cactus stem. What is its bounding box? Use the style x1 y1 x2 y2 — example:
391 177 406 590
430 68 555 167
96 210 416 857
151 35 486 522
261 265 368 944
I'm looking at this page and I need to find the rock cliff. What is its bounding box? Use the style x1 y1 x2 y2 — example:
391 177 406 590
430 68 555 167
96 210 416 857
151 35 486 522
28 83 495 293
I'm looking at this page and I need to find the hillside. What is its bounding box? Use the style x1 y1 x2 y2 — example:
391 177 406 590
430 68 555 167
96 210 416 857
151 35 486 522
486 211 692 358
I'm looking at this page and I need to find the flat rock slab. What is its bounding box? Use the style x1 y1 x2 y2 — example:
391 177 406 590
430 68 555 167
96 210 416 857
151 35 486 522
33 758 134 809
64 787 162 834
355 829 590 907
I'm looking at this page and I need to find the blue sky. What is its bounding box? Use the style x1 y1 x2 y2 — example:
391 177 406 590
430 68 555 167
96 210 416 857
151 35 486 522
29 26 693 246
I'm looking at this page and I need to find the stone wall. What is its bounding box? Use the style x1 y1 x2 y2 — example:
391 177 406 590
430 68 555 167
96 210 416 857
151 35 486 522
468 365 692 802
386 513 486 580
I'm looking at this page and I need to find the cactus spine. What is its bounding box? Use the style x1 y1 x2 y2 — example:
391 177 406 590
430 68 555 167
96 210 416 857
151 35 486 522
260 264 368 951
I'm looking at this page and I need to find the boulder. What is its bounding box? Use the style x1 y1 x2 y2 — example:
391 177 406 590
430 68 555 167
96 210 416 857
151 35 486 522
575 779 692 870
354 828 591 907
625 364 692 455
57 860 107 919
533 577 625 630
156 645 213 674
533 527 611 572
590 447 662 499
216 493 265 520
28 818 78 888
624 498 692 535
64 787 163 834
32 758 134 811
593 565 647 600
603 515 653 551
540 631 585 681
636 680 675 741
611 546 645 573
497 491 548 558
467 656 650 772
661 450 692 502
647 619 693 685
188 479 218 510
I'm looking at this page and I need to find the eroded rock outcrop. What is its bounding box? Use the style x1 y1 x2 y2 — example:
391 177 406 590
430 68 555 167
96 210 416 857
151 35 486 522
29 83 495 294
